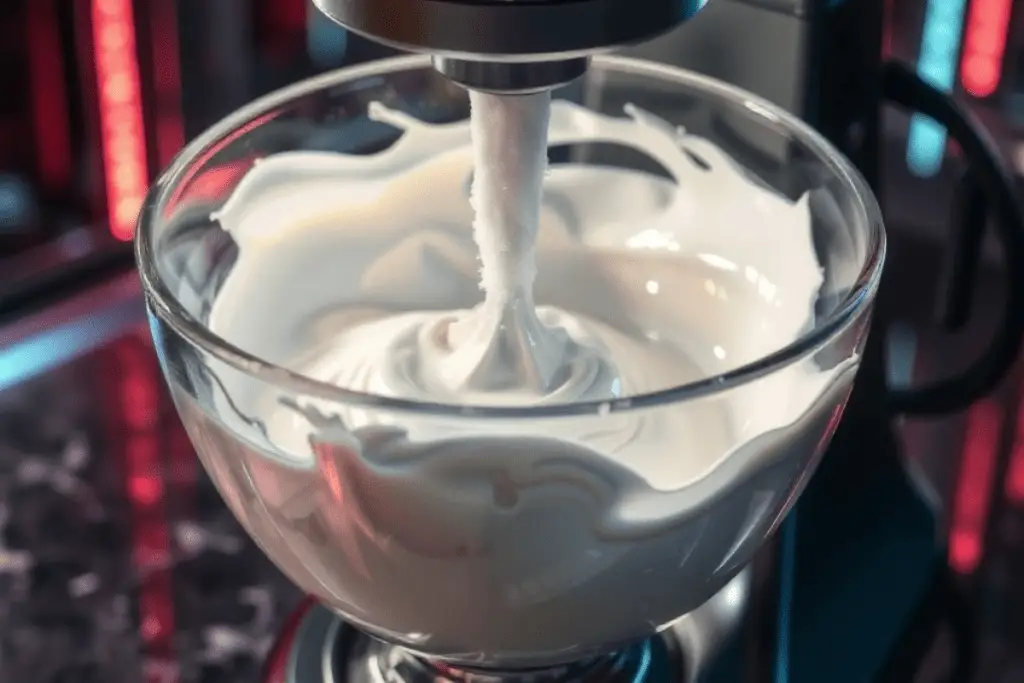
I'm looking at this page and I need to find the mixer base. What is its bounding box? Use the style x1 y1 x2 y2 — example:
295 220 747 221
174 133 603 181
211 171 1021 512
262 570 751 683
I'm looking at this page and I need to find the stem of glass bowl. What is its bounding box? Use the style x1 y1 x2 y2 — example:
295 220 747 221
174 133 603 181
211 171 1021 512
348 637 670 683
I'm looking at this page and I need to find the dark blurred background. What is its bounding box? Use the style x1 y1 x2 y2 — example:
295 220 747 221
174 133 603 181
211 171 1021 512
0 1 1023 681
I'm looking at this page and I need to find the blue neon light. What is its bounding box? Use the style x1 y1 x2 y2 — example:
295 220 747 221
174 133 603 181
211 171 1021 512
308 4 348 68
0 300 144 393
773 509 797 683
906 0 968 177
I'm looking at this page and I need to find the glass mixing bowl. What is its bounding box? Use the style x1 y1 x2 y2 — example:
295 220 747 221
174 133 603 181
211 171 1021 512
137 55 884 670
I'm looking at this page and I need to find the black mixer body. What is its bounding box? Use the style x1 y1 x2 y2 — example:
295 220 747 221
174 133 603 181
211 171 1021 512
311 0 706 91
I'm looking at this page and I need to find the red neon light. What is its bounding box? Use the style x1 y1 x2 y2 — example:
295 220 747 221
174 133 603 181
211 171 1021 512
188 160 256 202
92 0 149 241
123 373 160 430
165 110 279 211
115 339 179 680
949 400 1003 574
960 0 1013 97
264 0 307 61
169 417 196 514
1005 443 1024 504
1004 393 1024 504
151 0 185 166
27 0 72 188
270 0 308 33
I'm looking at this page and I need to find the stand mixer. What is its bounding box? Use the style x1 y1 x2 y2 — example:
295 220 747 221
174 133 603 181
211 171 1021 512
136 1 1024 683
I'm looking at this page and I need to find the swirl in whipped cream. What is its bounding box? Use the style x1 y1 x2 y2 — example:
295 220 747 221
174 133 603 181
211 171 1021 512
306 307 628 406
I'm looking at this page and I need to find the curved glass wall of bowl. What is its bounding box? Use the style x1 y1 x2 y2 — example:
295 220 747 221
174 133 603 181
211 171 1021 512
136 55 884 682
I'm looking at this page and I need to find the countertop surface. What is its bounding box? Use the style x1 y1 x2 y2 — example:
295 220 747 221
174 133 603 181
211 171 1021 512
0 278 300 683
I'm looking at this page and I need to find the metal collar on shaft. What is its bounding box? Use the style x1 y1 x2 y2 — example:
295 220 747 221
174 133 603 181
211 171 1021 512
431 57 591 93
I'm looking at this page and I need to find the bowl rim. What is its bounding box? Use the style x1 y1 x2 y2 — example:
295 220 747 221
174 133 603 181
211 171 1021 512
135 53 886 420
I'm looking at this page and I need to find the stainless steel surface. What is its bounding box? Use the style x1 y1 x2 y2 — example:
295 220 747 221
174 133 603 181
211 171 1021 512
283 570 752 683
431 56 590 94
311 0 705 91
624 0 810 116
670 568 751 682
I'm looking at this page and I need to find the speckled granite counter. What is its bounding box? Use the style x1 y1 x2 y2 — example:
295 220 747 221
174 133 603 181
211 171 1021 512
0 281 300 683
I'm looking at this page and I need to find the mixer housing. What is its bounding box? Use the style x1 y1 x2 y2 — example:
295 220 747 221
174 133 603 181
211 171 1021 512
311 0 707 92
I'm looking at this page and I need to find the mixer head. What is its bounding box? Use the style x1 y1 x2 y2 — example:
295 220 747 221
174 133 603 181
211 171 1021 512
311 0 707 93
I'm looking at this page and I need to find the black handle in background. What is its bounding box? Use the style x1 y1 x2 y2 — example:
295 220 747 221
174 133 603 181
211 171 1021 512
937 172 987 332
881 60 1024 416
